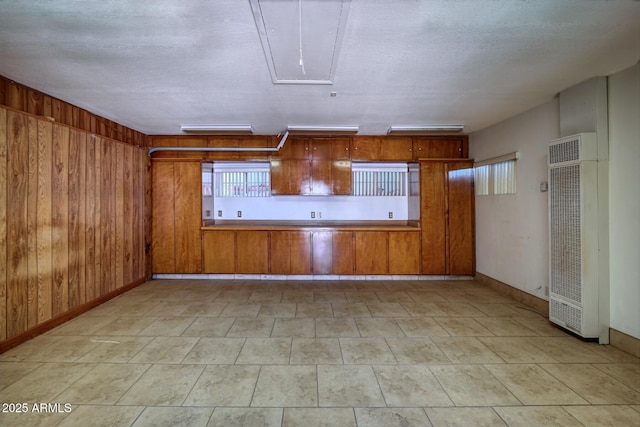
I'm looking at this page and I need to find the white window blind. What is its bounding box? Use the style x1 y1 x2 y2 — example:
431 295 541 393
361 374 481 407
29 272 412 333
351 163 407 196
474 152 518 196
213 162 271 197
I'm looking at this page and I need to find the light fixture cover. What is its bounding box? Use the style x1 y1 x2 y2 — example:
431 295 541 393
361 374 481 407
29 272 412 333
180 125 254 134
286 125 359 135
387 125 464 135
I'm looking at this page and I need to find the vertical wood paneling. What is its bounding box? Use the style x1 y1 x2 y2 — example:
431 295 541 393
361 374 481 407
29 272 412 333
67 129 81 309
7 111 29 337
77 132 86 304
94 137 103 298
0 108 7 340
26 117 38 328
36 120 52 324
123 144 133 284
51 125 69 316
132 149 142 279
174 161 202 273
109 140 117 290
100 137 112 293
420 162 447 274
115 143 124 288
84 136 96 302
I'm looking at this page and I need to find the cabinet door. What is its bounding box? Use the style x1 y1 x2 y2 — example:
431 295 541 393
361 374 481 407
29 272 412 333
312 231 333 274
310 138 332 159
388 231 421 274
413 137 465 159
203 231 236 273
174 161 202 273
151 161 176 273
236 231 269 273
330 138 351 160
290 159 313 195
331 160 352 195
332 231 354 274
270 160 291 195
381 136 413 160
311 160 332 195
355 231 388 274
237 136 273 160
290 231 312 274
447 162 475 275
351 136 381 160
270 231 292 274
420 162 447 274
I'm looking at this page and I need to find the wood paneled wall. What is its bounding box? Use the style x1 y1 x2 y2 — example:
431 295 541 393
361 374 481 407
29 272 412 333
0 106 149 347
0 76 147 147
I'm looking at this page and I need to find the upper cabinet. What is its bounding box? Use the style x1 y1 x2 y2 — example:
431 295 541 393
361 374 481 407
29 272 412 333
351 136 414 161
412 136 468 159
271 137 352 195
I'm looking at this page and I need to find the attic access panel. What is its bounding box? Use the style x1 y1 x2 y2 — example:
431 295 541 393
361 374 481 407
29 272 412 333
250 0 351 84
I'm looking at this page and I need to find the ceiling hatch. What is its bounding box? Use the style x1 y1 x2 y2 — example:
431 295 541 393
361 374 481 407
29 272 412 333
250 0 351 84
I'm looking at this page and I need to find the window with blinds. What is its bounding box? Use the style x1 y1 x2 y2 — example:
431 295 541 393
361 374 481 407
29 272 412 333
351 163 407 196
474 152 518 196
212 162 271 197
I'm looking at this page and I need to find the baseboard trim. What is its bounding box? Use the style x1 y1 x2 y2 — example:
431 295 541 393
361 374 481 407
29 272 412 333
474 272 549 317
0 277 147 354
609 328 640 358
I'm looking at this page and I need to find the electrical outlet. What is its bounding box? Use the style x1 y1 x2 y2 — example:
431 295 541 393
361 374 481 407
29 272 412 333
237 210 242 218
388 212 393 219
217 210 222 217
311 211 316 219
318 212 322 219
205 210 211 217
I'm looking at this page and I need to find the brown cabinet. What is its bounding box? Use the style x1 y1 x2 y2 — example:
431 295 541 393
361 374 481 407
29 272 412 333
270 230 312 274
151 159 202 273
271 137 352 195
351 136 414 161
203 230 235 273
420 160 474 275
413 136 468 159
236 231 269 273
312 231 333 275
355 231 389 274
388 231 421 274
332 231 354 274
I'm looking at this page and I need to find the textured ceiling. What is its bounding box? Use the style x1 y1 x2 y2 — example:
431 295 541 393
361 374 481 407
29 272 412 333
0 0 638 135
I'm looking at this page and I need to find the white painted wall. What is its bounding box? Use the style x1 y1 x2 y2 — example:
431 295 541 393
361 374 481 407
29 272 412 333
469 100 559 299
608 63 640 338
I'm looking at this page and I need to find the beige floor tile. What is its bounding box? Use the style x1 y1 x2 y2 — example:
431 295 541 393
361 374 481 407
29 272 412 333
366 302 411 317
493 406 583 427
271 318 315 337
425 407 507 427
594 363 640 391
283 408 356 427
281 290 315 303
474 317 539 336
117 364 204 406
46 315 116 335
56 405 144 427
374 365 453 406
429 364 520 406
434 317 494 336
386 338 451 364
485 364 588 405
0 362 95 402
129 336 199 363
182 337 245 364
317 365 386 407
0 335 64 361
184 365 259 407
290 338 343 364
356 318 406 337
469 303 523 317
340 338 397 364
181 317 235 337
0 361 42 390
515 317 567 336
315 318 360 337
137 316 196 336
479 336 558 363
434 302 486 317
344 291 381 303
295 303 333 318
395 317 450 337
431 336 504 363
376 291 414 303
226 318 275 337
313 291 347 303
92 316 156 335
235 337 291 364
258 303 297 317
219 303 261 317
180 302 228 316
331 302 372 317
56 363 150 404
213 290 252 303
563 404 640 427
252 365 318 407
402 303 448 317
248 290 283 303
25 336 101 362
208 407 283 427
355 408 432 427
132 407 213 427
143 301 194 316
540 363 640 404
528 336 611 363
405 291 448 303
75 336 153 363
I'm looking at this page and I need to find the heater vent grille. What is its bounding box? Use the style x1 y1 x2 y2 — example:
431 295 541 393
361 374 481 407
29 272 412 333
550 297 582 332
549 137 580 164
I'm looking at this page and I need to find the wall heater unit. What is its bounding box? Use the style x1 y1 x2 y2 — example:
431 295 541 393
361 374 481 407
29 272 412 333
548 133 600 339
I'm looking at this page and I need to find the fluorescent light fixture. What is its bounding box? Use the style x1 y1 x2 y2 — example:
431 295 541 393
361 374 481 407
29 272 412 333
387 125 464 135
180 125 254 134
286 125 359 135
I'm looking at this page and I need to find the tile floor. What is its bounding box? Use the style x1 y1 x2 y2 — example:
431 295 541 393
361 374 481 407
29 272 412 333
1 279 639 426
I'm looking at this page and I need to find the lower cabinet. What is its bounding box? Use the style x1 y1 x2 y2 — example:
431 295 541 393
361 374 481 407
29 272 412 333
236 231 269 274
270 231 312 274
355 232 388 274
203 230 235 273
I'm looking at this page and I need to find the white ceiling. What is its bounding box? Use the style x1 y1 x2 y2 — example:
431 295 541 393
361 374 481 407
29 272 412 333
0 0 638 135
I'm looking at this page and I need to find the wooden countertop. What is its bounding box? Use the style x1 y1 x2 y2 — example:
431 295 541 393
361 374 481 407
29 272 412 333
202 220 420 231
